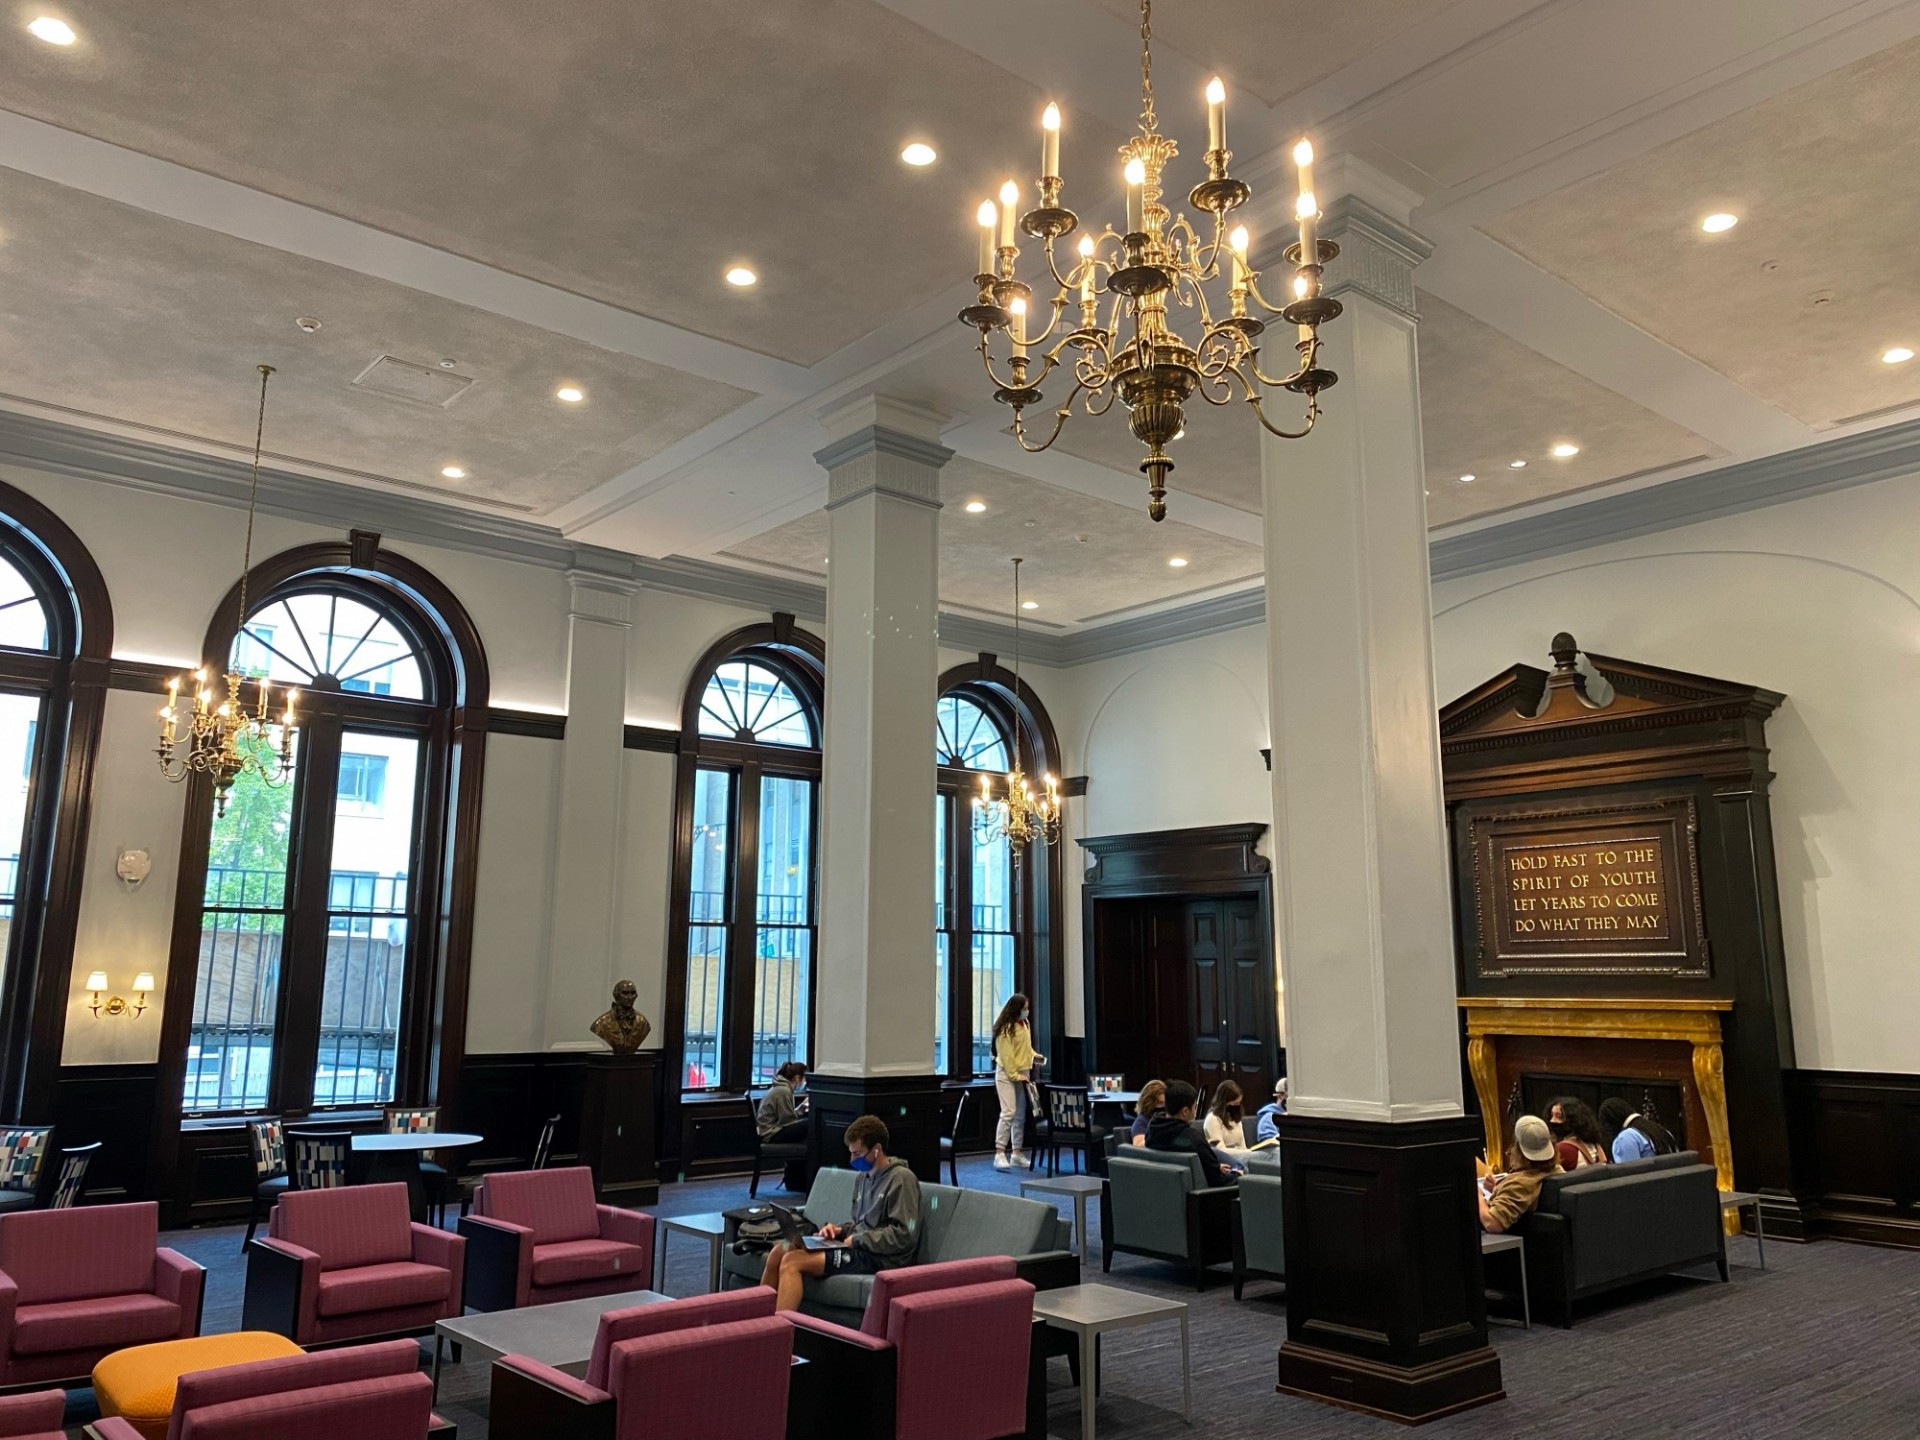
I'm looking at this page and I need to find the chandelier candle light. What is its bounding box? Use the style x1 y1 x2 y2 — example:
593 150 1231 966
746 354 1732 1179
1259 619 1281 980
156 364 297 816
973 558 1062 858
959 0 1341 520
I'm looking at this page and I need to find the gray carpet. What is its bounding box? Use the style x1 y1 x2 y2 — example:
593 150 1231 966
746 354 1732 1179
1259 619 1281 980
58 1157 1920 1437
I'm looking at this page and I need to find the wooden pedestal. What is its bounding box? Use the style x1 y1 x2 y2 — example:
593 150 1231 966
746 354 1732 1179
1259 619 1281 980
579 1052 660 1206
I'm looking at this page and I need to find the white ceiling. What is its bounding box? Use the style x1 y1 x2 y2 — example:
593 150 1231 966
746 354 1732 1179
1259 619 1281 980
0 0 1916 628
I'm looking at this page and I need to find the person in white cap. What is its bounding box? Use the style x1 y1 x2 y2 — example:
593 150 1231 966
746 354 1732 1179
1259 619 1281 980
1478 1114 1562 1233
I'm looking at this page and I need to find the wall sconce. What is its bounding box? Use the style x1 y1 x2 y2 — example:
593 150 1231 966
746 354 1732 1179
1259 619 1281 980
86 971 153 1018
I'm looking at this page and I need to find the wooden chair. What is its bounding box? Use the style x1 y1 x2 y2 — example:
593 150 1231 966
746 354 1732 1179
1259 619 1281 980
940 1090 969 1185
243 1118 288 1249
285 1129 351 1192
42 1143 99 1209
531 1114 561 1170
384 1106 452 1225
1041 1085 1093 1176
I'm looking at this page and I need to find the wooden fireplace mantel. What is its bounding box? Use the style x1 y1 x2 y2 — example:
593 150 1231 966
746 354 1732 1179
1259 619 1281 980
1460 996 1734 1197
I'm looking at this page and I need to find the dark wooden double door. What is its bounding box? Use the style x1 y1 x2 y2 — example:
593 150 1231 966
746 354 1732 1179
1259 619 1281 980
1092 894 1275 1104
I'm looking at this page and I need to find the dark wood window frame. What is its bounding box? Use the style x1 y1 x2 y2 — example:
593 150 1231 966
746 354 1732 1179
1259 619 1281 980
936 658 1066 1085
663 617 825 1110
0 481 113 1125
148 535 488 1200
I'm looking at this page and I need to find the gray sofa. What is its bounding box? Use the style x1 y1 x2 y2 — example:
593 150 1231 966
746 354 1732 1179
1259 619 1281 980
1232 1164 1285 1301
720 1166 1077 1327
1513 1150 1726 1326
1101 1147 1237 1290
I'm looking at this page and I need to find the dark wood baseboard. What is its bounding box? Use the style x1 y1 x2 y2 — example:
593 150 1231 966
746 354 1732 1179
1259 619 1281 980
1278 1341 1506 1426
1791 1068 1920 1249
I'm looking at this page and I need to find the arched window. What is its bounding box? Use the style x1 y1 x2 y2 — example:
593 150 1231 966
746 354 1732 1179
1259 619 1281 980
934 664 1064 1081
0 484 111 1121
667 618 823 1095
158 537 487 1122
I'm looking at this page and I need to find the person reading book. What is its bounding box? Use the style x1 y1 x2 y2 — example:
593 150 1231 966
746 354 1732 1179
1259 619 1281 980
758 1114 922 1311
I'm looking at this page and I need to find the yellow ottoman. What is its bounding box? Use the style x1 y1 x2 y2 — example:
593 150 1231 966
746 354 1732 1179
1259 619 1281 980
93 1331 304 1440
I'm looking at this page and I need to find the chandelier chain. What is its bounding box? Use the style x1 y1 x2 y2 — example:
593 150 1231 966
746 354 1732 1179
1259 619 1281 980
1138 0 1156 134
233 363 274 634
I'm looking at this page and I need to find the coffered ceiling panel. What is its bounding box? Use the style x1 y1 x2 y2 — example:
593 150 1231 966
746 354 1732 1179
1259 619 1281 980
1482 37 1920 430
1417 293 1715 527
1084 0 1467 106
0 167 751 513
721 455 1261 625
0 0 1122 365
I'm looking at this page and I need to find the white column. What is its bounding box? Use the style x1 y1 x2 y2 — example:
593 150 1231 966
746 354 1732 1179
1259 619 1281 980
812 397 950 1078
1260 161 1461 1122
542 567 637 1050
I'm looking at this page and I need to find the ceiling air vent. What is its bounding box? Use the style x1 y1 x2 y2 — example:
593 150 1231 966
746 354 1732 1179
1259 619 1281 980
351 354 476 407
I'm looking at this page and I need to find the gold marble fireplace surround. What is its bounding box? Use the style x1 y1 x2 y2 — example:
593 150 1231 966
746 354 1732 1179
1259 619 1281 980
1461 997 1734 1200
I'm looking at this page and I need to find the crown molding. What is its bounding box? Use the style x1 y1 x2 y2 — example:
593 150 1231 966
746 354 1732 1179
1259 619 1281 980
1428 415 1920 582
7 404 1916 670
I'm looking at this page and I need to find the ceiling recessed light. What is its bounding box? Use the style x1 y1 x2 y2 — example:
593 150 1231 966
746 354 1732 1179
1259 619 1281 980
1168 556 1189 568
1508 459 1528 470
725 266 758 287
964 500 986 513
1883 346 1915 365
27 16 75 45
1458 473 1475 484
555 385 585 403
1550 443 1580 458
1021 600 1039 610
900 142 937 167
438 357 458 369
1701 212 1738 234
293 316 322 334
440 465 466 480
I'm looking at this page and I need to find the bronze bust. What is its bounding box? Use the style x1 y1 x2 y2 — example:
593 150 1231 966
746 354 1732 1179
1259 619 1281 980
590 979 652 1055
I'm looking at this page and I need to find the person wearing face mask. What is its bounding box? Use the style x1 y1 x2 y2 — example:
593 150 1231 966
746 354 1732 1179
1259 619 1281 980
990 993 1046 1171
757 1062 809 1143
758 1115 923 1312
1546 1095 1608 1171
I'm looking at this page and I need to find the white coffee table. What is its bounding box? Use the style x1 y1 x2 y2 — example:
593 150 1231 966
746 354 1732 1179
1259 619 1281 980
1034 1282 1190 1440
1020 1174 1101 1262
656 1210 730 1294
431 1287 666 1397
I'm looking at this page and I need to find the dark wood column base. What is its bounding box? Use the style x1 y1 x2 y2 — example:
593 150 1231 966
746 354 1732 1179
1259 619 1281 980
1275 1112 1505 1424
1278 1340 1504 1425
806 1073 946 1183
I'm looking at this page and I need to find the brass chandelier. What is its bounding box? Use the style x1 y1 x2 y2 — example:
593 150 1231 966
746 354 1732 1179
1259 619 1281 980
156 364 297 817
959 0 1341 521
973 558 1062 859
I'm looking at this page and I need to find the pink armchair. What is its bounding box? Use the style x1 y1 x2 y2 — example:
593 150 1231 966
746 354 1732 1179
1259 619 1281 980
0 1389 64 1440
783 1258 1038 1440
86 1340 452 1440
241 1183 464 1346
489 1290 791 1440
0 1203 203 1387
459 1167 654 1313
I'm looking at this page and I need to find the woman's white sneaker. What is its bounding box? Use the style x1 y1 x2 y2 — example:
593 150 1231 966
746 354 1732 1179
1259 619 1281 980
993 1153 1012 1170
1012 1151 1032 1169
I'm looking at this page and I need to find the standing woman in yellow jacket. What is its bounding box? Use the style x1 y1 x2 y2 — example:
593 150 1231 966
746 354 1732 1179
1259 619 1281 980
990 994 1045 1170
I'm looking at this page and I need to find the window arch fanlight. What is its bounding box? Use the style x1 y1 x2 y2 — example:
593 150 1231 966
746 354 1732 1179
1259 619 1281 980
0 480 112 1124
667 616 824 1105
152 534 488 1167
934 659 1065 1084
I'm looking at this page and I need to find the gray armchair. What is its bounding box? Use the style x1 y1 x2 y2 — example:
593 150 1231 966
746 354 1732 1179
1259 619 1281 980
1232 1168 1286 1301
1100 1150 1237 1291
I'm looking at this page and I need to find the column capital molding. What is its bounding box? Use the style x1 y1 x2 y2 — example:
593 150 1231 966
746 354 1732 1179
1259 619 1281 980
565 567 638 626
1319 196 1435 322
813 425 956 476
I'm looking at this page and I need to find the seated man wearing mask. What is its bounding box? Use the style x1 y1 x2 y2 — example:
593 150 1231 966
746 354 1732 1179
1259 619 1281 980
759 1114 922 1312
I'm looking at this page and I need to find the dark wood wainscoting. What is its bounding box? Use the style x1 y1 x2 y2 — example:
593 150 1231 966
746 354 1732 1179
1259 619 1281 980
53 1063 157 1205
1793 1069 1920 1248
454 1052 590 1175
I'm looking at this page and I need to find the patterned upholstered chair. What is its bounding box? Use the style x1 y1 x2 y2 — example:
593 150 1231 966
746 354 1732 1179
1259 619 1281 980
460 1167 655 1313
383 1107 452 1224
242 1119 288 1248
285 1129 351 1192
42 1143 98 1210
782 1257 1038 1440
0 1388 65 1440
0 1202 204 1387
88 1340 454 1440
490 1291 791 1440
0 1129 51 1216
241 1182 464 1347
